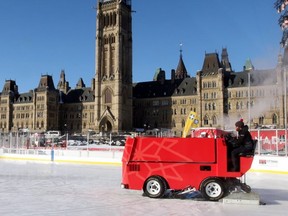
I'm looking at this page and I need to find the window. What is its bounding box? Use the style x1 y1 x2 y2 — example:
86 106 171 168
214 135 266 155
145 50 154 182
236 102 239 110
259 116 264 125
182 119 185 127
152 100 159 106
204 116 209 125
212 116 217 125
161 100 169 106
104 88 112 104
172 119 176 127
272 114 278 124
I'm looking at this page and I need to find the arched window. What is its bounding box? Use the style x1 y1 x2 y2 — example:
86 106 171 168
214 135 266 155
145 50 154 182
182 119 185 127
259 116 264 125
113 12 117 25
104 88 112 104
109 13 112 26
272 113 278 124
104 36 109 44
212 116 217 125
204 116 209 125
172 119 176 127
104 14 109 27
236 102 239 110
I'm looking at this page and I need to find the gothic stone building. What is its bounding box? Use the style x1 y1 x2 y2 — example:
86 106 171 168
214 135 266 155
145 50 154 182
0 0 133 135
133 48 286 136
0 0 286 136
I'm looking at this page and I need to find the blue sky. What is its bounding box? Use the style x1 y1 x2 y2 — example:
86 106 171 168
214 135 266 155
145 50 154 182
0 0 283 93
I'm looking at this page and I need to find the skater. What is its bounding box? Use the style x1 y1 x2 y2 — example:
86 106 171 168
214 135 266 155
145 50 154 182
230 120 253 171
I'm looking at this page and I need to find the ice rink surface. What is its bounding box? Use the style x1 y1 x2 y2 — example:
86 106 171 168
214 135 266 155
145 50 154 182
0 160 288 216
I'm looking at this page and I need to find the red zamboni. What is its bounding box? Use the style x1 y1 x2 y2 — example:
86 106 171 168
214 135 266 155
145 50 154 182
121 133 256 201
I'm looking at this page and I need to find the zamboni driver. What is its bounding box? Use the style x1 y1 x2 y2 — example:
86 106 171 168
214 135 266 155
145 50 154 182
230 120 253 171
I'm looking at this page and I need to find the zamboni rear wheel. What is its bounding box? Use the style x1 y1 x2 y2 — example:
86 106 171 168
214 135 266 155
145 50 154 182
143 176 167 198
200 178 225 201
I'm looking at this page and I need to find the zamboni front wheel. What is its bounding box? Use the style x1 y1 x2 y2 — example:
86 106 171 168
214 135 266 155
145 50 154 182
200 178 225 201
143 176 167 198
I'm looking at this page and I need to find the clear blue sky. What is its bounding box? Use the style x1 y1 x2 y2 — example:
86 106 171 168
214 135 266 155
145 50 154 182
0 0 283 93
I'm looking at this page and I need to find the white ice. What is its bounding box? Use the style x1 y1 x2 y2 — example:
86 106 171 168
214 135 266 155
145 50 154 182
0 160 288 216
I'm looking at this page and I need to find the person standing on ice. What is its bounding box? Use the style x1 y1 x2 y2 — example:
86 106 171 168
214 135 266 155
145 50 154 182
230 120 253 171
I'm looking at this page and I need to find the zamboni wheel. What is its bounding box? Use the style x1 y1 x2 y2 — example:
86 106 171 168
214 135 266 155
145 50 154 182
143 176 167 198
200 178 225 201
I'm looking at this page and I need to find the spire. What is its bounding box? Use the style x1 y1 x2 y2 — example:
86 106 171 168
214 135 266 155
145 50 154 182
243 59 254 72
221 48 232 72
175 43 188 79
57 69 70 93
76 78 86 89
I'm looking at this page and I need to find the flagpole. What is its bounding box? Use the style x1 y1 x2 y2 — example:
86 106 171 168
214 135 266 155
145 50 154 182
248 71 251 128
284 65 287 156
